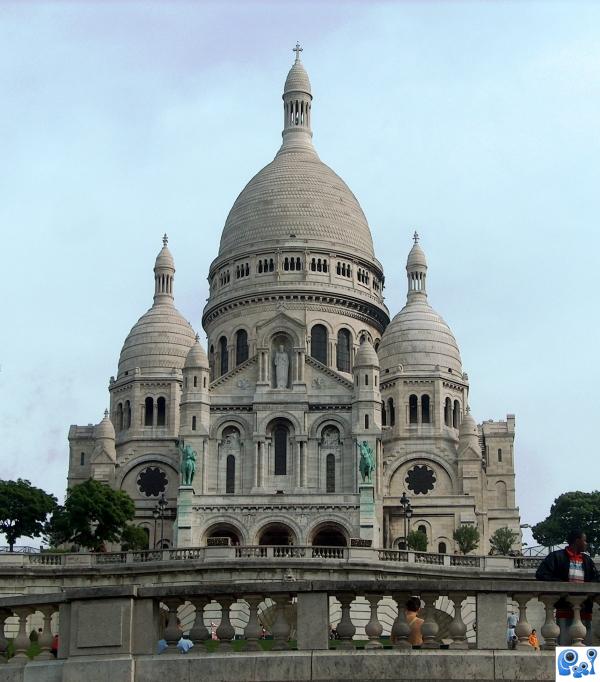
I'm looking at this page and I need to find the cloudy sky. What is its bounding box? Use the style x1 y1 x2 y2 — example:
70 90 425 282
1 1 599 548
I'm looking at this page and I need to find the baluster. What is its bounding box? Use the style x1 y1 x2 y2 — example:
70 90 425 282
10 607 32 664
420 593 440 649
568 595 587 647
243 595 263 651
364 594 383 648
390 592 412 649
539 595 560 650
513 593 533 650
36 605 57 660
189 597 210 650
0 608 10 664
448 593 468 650
335 593 356 650
215 597 236 650
163 599 181 652
271 594 291 651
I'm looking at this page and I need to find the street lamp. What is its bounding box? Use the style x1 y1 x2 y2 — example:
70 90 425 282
153 493 168 548
399 492 413 549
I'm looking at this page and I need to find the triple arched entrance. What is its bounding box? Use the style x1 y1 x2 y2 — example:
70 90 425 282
202 521 349 547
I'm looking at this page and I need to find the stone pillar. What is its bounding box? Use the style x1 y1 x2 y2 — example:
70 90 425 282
254 442 259 488
336 594 356 650
296 441 302 487
216 598 236 650
391 592 411 648
448 593 468 649
189 597 210 650
420 593 440 649
163 598 181 652
10 607 31 664
476 592 508 649
364 594 383 648
296 593 329 651
540 595 560 650
513 593 533 650
243 595 263 651
36 605 57 660
569 596 588 647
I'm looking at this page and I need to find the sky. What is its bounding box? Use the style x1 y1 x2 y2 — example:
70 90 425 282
1 0 599 549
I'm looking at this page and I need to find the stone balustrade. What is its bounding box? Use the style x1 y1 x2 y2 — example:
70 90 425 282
1 578 599 681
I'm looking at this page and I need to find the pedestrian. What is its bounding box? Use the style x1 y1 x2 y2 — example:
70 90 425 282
535 529 599 645
405 597 424 647
528 629 540 650
507 611 518 648
50 634 59 658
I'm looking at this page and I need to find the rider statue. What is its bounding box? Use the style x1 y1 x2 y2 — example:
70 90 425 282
177 440 197 487
358 440 375 484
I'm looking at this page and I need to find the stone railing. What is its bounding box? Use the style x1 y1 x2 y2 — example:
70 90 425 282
1 578 599 680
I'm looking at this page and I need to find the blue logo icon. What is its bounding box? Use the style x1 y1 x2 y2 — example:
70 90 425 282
557 648 598 679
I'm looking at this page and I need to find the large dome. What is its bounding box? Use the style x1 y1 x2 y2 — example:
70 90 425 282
218 147 375 260
118 302 196 377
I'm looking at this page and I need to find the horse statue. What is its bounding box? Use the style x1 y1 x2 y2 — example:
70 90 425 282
177 440 197 487
358 440 375 483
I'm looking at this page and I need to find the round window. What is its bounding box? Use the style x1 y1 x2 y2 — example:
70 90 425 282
405 464 436 495
137 467 168 497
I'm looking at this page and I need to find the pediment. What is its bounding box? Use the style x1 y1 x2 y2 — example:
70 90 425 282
209 356 258 395
255 311 305 347
305 356 354 395
91 445 116 465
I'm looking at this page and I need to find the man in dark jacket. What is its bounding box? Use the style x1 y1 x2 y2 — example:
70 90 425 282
535 529 599 644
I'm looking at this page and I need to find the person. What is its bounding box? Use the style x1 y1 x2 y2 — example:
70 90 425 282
157 617 194 654
507 611 518 648
50 633 59 658
536 529 599 645
528 629 540 650
405 597 424 647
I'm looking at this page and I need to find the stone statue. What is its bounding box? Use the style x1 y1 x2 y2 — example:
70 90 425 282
274 344 289 388
178 440 197 486
322 427 340 447
358 440 375 484
224 429 241 453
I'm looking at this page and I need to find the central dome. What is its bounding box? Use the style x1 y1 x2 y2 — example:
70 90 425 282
218 147 375 259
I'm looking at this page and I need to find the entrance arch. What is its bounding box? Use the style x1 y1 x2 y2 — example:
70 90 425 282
310 522 348 547
204 522 243 546
257 522 297 546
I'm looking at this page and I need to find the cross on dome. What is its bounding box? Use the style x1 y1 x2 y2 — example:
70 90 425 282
293 42 303 62
163 233 168 247
413 231 419 244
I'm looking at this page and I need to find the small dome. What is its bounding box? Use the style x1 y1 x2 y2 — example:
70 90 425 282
354 339 379 367
94 409 115 440
184 336 209 369
378 299 462 375
118 302 196 377
407 241 427 270
459 407 478 439
155 234 174 271
284 59 311 95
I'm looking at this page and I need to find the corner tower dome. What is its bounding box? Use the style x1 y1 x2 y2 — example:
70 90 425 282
216 44 376 261
378 233 462 376
118 236 196 378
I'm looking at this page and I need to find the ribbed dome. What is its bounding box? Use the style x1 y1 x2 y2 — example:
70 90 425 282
355 339 379 367
407 241 427 269
118 302 196 377
218 148 375 259
378 299 462 375
94 410 115 440
184 337 209 369
459 408 478 439
284 59 311 94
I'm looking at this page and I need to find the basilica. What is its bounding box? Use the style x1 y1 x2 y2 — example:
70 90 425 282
67 48 520 554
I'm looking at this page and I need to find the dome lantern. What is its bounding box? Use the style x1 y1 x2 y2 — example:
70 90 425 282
281 42 313 153
406 231 428 303
154 234 175 303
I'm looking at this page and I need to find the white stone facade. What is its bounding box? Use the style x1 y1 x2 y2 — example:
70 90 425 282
67 49 520 554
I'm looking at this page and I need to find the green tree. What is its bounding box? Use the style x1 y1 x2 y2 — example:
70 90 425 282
489 527 519 555
0 479 57 551
406 529 428 552
48 479 136 551
453 525 480 555
532 491 600 556
120 524 149 551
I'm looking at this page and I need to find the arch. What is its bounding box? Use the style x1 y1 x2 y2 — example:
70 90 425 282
257 522 297 546
203 521 243 546
156 396 166 427
310 521 348 547
421 394 430 424
226 455 235 494
144 397 154 427
124 400 131 429
273 422 289 476
310 324 328 365
193 375 198 388
116 403 123 431
209 345 215 379
336 328 351 373
116 454 178 488
444 397 452 426
409 394 418 424
496 480 508 508
235 329 249 366
80 452 85 466
191 415 197 431
438 541 447 554
260 410 302 436
497 448 503 463
381 401 387 426
364 414 369 429
326 453 335 493
384 454 459 497
453 400 461 428
310 414 349 441
388 398 396 426
219 336 228 375
211 415 252 441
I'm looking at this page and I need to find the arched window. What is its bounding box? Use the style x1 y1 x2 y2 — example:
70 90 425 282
421 395 430 424
236 329 249 366
226 455 235 494
203 377 206 388
209 345 215 379
274 424 288 476
364 414 369 429
444 398 452 426
418 524 427 535
336 329 351 372
219 336 228 376
496 480 508 507
364 374 369 386
192 416 197 431
498 448 502 463
144 397 154 426
438 541 447 554
381 401 387 426
80 452 85 466
124 400 131 429
388 398 396 426
193 375 197 388
409 394 418 424
310 324 328 365
326 454 335 493
116 403 123 431
156 397 166 426
453 400 460 428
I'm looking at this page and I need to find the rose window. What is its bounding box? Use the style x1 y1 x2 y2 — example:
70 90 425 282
137 467 168 497
405 465 436 495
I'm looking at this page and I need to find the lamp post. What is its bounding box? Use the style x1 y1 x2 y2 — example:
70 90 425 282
154 493 168 548
399 491 413 549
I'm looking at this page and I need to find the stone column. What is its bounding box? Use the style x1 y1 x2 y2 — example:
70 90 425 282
448 593 468 649
10 607 32 664
420 593 440 649
36 605 57 660
243 595 263 651
335 594 356 650
296 441 302 487
163 599 181 652
569 596 588 647
364 594 383 648
540 595 560 650
254 442 260 488
189 597 210 650
391 592 411 649
513 593 533 650
299 350 305 382
216 597 236 651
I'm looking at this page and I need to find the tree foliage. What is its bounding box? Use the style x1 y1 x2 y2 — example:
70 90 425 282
406 529 428 552
48 479 137 551
532 491 600 556
120 524 149 551
489 527 519 556
453 525 480 555
0 479 57 551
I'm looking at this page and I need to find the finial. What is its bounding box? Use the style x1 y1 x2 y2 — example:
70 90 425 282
163 233 168 247
195 333 199 343
104 408 109 419
466 405 471 414
413 231 419 244
293 42 303 62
